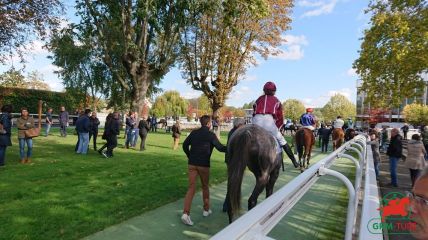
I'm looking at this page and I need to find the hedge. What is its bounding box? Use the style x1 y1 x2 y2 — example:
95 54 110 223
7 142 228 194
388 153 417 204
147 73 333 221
0 87 81 114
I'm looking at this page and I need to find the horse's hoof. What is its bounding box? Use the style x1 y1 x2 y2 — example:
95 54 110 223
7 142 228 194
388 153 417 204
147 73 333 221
300 169 304 173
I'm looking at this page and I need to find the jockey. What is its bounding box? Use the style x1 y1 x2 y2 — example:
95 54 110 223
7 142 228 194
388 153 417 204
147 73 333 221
252 82 298 168
333 116 345 129
300 108 316 131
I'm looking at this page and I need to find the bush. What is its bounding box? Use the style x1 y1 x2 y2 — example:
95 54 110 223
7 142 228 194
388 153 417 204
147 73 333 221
0 87 81 113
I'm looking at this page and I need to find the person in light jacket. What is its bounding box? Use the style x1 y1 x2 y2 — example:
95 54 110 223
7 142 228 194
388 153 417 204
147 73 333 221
404 134 427 187
16 108 35 164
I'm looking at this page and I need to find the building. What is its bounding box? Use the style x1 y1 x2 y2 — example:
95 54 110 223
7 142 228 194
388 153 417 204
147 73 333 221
356 72 428 127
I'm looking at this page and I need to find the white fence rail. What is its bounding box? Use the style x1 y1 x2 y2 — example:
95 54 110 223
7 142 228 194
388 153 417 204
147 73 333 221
211 134 382 240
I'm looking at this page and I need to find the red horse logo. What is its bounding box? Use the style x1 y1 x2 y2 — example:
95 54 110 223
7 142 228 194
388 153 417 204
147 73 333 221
378 197 410 218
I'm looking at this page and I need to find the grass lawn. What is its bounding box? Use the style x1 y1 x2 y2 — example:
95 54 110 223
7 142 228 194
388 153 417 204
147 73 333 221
0 128 236 240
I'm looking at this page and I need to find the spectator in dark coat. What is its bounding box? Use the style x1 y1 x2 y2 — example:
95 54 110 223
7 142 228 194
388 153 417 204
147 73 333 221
0 105 13 166
386 128 403 187
59 106 69 137
138 117 150 151
319 125 332 153
89 112 100 151
76 109 91 154
401 123 409 140
181 115 227 226
150 115 157 132
125 111 137 148
102 112 120 158
98 113 113 155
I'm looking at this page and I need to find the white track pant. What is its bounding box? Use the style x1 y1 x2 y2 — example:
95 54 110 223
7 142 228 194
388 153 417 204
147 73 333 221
252 114 286 153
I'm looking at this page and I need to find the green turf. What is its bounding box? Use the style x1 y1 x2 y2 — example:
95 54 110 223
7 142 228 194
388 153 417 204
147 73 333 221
0 128 237 240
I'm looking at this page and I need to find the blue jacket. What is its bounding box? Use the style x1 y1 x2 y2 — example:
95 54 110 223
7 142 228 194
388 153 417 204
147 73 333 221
300 113 315 126
75 115 90 133
0 113 12 146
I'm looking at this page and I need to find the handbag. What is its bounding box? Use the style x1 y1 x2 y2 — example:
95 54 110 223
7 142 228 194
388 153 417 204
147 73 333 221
24 128 40 138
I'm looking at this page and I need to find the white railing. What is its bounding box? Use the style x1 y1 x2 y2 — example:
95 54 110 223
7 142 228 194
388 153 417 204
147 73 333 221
211 134 382 240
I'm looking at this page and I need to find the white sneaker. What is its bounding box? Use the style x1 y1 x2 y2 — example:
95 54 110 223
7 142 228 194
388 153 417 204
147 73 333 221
181 213 194 226
202 209 212 217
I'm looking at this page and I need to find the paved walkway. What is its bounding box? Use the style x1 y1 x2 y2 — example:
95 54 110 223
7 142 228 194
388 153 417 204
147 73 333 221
378 139 416 240
84 151 358 240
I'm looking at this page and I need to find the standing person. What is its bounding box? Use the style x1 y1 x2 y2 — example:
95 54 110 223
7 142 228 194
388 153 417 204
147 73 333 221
421 126 428 159
386 128 403 187
0 105 13 166
222 117 245 212
171 120 181 150
150 115 157 132
89 112 100 151
16 108 35 164
45 108 53 137
252 82 298 168
317 123 325 147
103 112 120 158
381 126 389 153
59 106 69 137
125 111 136 148
76 109 91 154
181 115 227 226
319 124 332 153
404 134 427 187
131 112 139 148
74 111 84 152
98 113 113 155
138 116 150 151
401 123 409 140
367 133 381 178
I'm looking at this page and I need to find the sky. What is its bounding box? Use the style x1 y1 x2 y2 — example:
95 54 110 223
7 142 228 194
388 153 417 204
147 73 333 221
0 0 370 108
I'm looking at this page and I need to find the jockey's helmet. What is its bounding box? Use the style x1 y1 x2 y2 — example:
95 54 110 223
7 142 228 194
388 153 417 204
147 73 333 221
306 108 313 113
263 82 276 92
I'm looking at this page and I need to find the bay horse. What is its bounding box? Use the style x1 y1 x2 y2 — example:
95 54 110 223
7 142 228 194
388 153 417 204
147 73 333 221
295 128 315 173
332 128 345 150
227 124 282 223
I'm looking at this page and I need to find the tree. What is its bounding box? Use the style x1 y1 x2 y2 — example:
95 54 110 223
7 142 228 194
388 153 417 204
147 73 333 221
180 0 293 116
282 99 305 121
0 68 26 88
49 27 110 110
187 94 212 116
0 0 63 63
242 100 255 109
321 94 356 122
151 91 188 118
0 69 50 90
26 71 51 90
312 108 324 123
75 0 189 115
403 103 428 126
353 0 428 109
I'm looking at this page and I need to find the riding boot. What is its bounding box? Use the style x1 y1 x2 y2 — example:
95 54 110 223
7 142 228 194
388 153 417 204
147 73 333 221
283 143 298 168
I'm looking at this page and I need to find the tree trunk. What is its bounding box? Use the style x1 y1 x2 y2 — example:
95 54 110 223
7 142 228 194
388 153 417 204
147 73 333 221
212 106 221 139
131 71 150 121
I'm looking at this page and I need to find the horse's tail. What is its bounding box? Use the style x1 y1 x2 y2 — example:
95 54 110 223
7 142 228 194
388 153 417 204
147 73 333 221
295 129 304 159
228 129 252 217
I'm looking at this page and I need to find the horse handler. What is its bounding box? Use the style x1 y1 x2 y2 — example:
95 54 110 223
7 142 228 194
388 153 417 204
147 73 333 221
181 115 227 226
252 82 298 168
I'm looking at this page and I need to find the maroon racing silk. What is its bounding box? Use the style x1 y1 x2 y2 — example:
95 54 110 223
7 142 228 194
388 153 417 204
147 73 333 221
253 95 284 129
